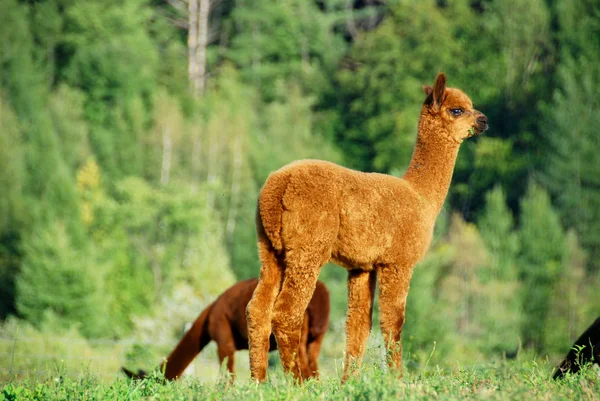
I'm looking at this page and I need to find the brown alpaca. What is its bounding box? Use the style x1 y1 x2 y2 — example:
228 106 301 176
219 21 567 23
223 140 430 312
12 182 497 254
246 73 488 382
122 278 329 381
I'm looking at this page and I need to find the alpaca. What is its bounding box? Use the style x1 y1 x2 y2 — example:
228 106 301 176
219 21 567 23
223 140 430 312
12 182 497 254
122 278 329 381
553 316 600 379
246 73 488 382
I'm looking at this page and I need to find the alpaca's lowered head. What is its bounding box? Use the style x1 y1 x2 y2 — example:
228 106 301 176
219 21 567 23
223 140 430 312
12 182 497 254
121 366 148 380
421 73 488 144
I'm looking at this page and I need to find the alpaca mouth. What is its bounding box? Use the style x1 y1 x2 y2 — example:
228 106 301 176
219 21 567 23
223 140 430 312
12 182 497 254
467 124 487 137
474 123 488 134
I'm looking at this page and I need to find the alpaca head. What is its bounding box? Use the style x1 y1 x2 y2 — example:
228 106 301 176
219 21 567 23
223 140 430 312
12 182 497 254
421 73 488 143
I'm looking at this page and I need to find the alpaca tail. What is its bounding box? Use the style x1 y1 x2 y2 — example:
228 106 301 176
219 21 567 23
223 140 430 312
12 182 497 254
256 170 290 252
157 302 215 380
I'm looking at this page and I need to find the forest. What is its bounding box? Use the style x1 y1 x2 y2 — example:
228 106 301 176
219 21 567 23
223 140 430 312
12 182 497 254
0 0 599 382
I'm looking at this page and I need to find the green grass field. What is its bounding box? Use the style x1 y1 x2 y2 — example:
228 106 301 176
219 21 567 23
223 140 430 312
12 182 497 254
2 358 598 401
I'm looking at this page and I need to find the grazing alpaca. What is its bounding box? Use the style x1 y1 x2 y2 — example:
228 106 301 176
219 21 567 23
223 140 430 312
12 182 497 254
122 278 329 381
553 316 600 379
246 73 488 382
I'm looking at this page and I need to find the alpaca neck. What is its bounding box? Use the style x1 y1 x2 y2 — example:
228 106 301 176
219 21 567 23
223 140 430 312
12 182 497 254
402 117 461 214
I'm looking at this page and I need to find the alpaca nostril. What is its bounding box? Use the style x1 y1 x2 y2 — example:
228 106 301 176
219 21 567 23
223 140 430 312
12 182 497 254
477 115 488 125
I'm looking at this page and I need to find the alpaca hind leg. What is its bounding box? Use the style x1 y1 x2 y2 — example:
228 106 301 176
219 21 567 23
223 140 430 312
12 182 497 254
298 312 312 379
246 238 283 382
307 333 325 378
377 264 412 376
272 264 322 381
342 269 376 382
214 322 237 382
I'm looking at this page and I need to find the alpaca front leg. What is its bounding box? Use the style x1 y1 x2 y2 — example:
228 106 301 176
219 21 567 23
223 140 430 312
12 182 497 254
272 270 320 382
217 345 236 382
342 269 376 382
377 265 411 376
307 339 323 378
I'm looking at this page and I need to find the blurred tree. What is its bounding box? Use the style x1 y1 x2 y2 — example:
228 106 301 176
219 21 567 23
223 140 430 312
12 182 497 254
438 216 490 347
403 242 454 365
544 230 589 354
227 0 345 101
518 182 566 351
478 186 519 282
540 0 600 273
60 0 160 179
16 221 106 338
48 85 91 174
250 82 342 186
0 97 25 319
0 0 84 320
477 186 521 354
28 0 63 87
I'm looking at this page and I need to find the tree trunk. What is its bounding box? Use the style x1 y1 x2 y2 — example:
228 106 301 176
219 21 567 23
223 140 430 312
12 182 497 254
197 0 210 95
188 0 199 95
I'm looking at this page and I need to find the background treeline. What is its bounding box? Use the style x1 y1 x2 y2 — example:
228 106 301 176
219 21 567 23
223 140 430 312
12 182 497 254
0 0 599 379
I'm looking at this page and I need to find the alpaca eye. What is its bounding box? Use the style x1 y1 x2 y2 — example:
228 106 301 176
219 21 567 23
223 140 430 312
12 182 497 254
450 108 463 116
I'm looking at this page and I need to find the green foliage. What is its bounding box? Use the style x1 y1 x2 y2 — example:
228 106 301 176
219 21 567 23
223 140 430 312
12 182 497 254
93 176 236 311
476 187 521 353
478 186 519 281
0 0 47 120
48 85 91 173
540 0 600 271
544 231 590 354
0 97 24 319
403 243 454 364
228 0 345 101
60 0 160 178
15 221 106 338
518 182 566 351
250 82 342 186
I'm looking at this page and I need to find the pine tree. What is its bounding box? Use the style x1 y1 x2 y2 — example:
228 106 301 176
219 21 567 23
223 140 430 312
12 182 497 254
227 0 344 101
540 0 600 273
60 0 161 179
16 221 105 337
0 97 25 319
518 182 566 351
477 186 521 353
478 186 519 282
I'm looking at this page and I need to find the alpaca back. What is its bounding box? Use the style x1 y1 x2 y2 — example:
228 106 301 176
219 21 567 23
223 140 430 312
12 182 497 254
258 159 436 269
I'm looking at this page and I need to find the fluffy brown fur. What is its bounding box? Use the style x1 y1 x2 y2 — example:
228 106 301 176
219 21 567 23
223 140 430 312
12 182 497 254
122 278 329 381
246 73 488 382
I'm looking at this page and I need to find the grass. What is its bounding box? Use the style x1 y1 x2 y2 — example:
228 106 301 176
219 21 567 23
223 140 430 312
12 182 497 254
1 359 598 401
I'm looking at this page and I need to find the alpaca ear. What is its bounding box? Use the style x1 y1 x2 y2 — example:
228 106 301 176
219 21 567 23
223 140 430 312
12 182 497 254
432 73 446 110
423 85 434 106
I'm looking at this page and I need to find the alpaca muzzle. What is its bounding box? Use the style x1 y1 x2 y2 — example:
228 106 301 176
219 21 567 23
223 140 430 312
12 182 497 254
474 113 488 135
